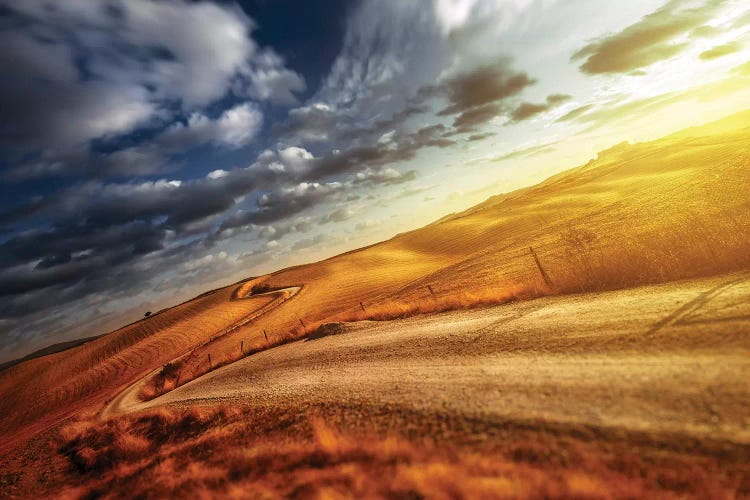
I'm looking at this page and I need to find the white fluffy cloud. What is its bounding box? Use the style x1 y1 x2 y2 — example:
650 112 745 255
277 146 315 173
0 0 303 150
109 0 258 106
9 0 270 107
353 167 416 185
159 102 263 150
283 103 336 142
237 49 307 106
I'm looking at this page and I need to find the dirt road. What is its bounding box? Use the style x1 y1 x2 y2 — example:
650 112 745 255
104 273 750 443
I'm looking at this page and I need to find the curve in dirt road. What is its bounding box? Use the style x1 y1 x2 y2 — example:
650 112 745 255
103 273 750 444
101 285 301 418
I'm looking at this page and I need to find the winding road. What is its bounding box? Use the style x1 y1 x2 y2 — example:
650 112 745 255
102 273 750 443
101 285 301 418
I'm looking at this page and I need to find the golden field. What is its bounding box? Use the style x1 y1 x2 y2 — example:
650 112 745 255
1 110 749 497
157 109 750 392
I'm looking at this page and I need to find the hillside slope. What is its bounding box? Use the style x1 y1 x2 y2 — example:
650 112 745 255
1 110 749 454
171 110 750 386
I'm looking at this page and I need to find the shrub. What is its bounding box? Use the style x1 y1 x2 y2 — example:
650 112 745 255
250 283 272 295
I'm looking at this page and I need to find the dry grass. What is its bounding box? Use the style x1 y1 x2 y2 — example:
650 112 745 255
59 406 241 475
331 282 547 323
53 405 749 499
547 211 750 294
138 328 301 401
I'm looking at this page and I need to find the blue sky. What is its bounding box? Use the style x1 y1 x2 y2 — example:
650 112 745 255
1 0 749 362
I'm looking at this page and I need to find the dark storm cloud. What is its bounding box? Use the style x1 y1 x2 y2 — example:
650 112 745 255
3 144 170 182
509 94 571 123
571 0 723 75
239 218 315 244
0 196 50 226
451 103 502 133
52 170 257 230
0 222 169 321
433 62 536 116
0 205 246 331
467 132 495 142
304 128 452 182
222 182 344 229
371 105 432 135
409 124 454 148
278 100 434 153
0 159 269 322
306 146 387 180
0 220 166 272
219 160 420 233
386 60 538 134
254 182 344 224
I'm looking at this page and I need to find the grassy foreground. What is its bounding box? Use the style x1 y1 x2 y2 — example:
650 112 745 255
53 406 749 499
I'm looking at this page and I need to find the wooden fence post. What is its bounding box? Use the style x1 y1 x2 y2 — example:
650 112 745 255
529 246 553 288
240 340 244 356
208 353 212 369
264 329 269 342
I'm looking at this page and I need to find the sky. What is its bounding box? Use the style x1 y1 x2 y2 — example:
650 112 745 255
1 0 749 362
